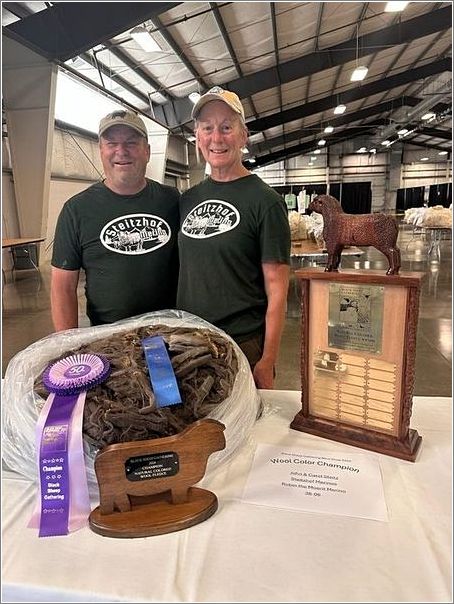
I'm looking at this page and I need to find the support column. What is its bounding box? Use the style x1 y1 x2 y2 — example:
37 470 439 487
326 148 330 195
3 34 57 244
384 146 403 213
146 119 169 183
187 145 206 186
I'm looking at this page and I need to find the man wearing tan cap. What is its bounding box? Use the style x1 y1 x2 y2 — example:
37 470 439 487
51 109 180 330
177 87 291 389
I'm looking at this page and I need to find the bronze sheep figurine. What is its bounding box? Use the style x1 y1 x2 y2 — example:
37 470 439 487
309 195 401 275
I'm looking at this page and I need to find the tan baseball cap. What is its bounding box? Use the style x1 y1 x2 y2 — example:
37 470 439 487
98 110 148 138
192 86 245 121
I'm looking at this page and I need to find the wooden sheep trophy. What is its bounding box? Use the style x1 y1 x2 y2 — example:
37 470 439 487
89 419 226 538
309 195 401 275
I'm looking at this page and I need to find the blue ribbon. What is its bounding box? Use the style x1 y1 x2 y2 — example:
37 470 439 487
142 336 182 408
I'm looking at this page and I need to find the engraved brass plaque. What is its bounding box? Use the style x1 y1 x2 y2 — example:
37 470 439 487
311 350 398 434
328 284 384 353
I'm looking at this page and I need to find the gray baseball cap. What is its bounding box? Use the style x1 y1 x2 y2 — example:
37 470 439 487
99 110 148 138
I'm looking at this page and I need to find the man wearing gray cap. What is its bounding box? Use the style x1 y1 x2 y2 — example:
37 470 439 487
51 109 180 330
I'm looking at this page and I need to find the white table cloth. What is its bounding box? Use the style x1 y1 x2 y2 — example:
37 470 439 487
2 391 452 603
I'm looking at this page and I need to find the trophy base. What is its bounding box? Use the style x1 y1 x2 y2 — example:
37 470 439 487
89 487 218 538
291 413 422 462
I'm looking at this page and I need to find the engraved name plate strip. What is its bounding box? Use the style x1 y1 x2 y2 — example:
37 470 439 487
308 281 409 438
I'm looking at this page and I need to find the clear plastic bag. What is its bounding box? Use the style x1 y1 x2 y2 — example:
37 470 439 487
2 310 262 493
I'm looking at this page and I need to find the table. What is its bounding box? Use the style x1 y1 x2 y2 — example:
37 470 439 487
2 237 46 249
291 239 364 267
2 391 452 603
2 237 45 277
426 227 452 263
288 240 365 313
405 227 452 263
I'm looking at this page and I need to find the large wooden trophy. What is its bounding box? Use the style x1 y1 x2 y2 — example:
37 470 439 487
291 195 424 461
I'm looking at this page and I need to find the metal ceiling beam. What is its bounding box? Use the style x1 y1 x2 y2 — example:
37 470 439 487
103 43 174 102
254 118 388 158
151 15 208 90
402 140 450 152
386 31 450 106
4 2 181 61
415 128 452 141
328 4 369 109
79 52 150 106
248 117 452 168
270 3 283 121
416 127 452 141
157 55 450 134
210 2 261 125
303 3 324 105
355 6 411 111
155 6 451 130
3 2 32 19
377 77 452 141
245 125 378 169
210 2 242 76
57 59 153 123
249 97 423 156
54 119 99 142
228 6 451 98
246 58 451 133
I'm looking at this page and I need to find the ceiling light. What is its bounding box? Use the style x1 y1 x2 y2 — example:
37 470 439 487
397 128 409 136
318 139 326 146
189 92 201 104
439 151 448 156
381 140 391 146
313 149 321 154
308 162 314 166
324 125 334 134
350 66 368 82
249 157 256 163
357 147 367 153
421 112 436 121
242 147 249 154
311 156 317 161
420 157 429 161
130 26 162 53
385 2 409 11
187 135 196 142
369 148 377 154
350 24 368 83
333 104 346 115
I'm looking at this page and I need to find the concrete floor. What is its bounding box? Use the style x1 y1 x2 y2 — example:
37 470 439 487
2 222 452 397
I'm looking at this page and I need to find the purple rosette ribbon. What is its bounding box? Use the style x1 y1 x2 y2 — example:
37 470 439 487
29 354 110 537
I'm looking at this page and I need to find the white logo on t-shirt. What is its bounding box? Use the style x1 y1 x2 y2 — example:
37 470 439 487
100 213 171 255
181 200 240 239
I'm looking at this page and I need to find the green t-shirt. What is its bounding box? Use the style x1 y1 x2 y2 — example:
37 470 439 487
177 174 291 340
52 179 180 325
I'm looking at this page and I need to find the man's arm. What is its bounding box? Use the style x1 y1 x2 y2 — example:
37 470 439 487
51 266 80 331
253 262 290 390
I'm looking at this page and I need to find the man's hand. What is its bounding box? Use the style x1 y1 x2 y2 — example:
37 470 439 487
252 357 275 389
